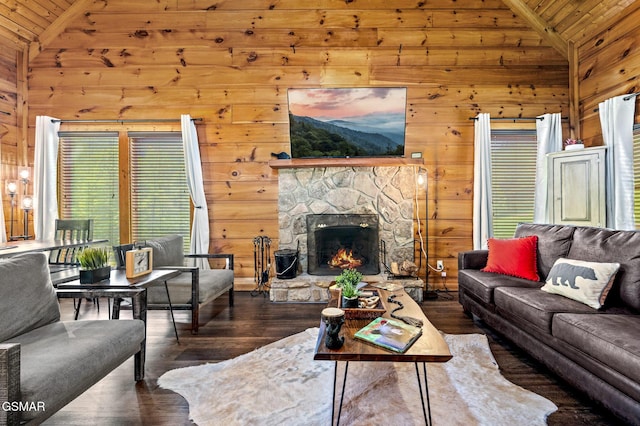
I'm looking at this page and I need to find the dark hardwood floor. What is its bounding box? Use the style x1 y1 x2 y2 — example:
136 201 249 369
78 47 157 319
43 290 624 425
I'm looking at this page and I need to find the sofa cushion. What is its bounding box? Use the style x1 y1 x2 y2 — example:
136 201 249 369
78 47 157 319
458 269 541 305
553 313 640 384
514 223 575 280
567 226 640 311
494 286 594 333
541 258 620 309
6 319 144 422
147 269 234 305
146 235 185 267
0 253 60 342
481 236 539 281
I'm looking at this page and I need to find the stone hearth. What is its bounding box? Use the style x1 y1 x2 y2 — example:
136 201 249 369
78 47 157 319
269 273 424 303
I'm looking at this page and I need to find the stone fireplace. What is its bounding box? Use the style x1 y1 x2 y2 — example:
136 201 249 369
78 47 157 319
270 165 423 302
307 213 379 276
277 166 416 273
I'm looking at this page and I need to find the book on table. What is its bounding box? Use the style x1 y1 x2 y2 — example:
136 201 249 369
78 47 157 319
354 317 423 353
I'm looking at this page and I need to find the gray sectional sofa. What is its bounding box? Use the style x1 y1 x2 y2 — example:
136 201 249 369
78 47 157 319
0 253 145 425
458 223 640 425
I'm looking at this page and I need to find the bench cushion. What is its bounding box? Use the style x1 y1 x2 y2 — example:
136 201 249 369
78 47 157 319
567 226 640 311
495 286 594 333
147 269 234 305
553 313 640 384
514 223 575 280
146 234 184 267
6 319 144 422
458 269 540 305
0 253 60 342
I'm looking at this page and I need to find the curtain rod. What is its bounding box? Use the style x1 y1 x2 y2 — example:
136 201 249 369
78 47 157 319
51 117 203 124
593 92 640 113
468 116 569 122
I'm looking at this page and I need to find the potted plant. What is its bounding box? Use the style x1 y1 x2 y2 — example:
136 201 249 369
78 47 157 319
336 268 363 308
564 138 584 151
77 247 111 284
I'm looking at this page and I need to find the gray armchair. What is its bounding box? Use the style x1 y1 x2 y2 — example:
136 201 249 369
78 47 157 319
113 235 234 334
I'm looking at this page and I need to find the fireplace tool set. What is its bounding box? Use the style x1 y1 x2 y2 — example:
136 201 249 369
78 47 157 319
251 235 271 297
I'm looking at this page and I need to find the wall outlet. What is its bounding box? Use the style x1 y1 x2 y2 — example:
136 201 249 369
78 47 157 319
441 271 447 277
436 260 444 270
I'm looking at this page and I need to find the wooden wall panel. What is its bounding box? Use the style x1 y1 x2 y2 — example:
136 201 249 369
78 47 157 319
578 3 640 146
22 0 570 290
0 43 19 238
0 41 20 242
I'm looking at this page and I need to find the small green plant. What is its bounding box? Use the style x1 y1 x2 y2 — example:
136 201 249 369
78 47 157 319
77 247 110 270
336 268 363 299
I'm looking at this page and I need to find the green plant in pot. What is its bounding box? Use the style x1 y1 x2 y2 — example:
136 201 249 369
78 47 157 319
336 268 363 308
77 247 111 284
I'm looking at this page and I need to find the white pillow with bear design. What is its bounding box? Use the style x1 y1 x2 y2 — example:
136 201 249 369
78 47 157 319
541 258 620 309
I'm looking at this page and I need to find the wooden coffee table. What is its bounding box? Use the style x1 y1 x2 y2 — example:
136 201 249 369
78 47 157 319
314 286 452 426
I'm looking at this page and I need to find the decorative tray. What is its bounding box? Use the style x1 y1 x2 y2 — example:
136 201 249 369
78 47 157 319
337 288 387 320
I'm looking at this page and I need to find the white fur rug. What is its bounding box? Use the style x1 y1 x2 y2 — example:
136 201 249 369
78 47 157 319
158 328 556 425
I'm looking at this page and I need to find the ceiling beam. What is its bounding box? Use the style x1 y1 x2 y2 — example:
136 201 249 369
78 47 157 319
28 0 94 62
501 0 568 59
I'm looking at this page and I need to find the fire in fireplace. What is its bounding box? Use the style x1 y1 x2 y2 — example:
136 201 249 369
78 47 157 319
306 214 380 276
328 248 363 269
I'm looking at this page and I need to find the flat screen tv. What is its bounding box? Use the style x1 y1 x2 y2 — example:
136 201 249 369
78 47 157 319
287 87 407 158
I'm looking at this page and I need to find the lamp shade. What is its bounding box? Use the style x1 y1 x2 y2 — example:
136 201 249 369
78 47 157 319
22 195 33 210
18 167 30 181
5 181 17 195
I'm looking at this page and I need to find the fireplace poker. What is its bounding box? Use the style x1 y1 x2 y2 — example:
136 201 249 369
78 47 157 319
251 235 272 297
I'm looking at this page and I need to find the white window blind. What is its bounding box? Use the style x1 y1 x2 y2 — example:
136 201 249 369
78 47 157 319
490 130 538 238
129 132 191 249
58 132 120 245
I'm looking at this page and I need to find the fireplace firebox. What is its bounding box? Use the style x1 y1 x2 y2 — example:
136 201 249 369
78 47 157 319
306 214 379 275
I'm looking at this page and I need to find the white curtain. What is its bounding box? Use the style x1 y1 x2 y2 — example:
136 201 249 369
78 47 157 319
473 113 493 249
34 116 60 240
533 113 563 223
599 94 636 230
181 114 210 268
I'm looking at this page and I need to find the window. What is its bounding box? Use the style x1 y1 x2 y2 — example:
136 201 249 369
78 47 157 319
129 132 191 244
58 132 120 245
490 130 538 238
58 131 191 249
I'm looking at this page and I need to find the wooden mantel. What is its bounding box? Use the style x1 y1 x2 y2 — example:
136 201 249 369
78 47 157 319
268 157 424 169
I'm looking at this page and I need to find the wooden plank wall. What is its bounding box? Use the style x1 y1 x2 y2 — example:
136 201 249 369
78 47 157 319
578 1 640 145
21 0 569 290
0 42 20 237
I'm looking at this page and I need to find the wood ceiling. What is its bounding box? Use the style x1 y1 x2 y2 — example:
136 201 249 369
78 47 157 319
0 0 636 60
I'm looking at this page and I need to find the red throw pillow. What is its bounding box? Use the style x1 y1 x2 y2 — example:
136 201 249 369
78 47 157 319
481 236 540 281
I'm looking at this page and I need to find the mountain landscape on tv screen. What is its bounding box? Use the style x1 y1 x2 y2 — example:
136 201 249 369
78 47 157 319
289 112 405 158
